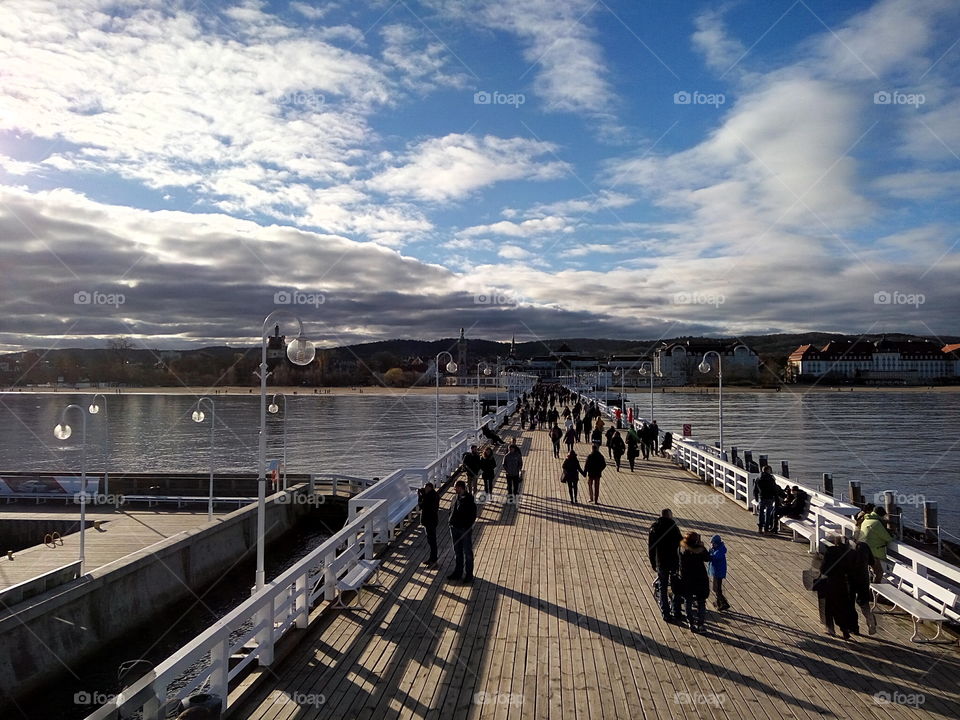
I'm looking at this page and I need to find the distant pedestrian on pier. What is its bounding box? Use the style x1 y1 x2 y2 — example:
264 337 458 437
639 422 652 460
503 442 523 499
753 466 781 534
708 535 730 611
626 427 640 471
520 407 528 429
563 426 576 454
417 482 440 566
550 423 563 458
678 532 710 632
479 446 497 497
561 449 586 504
610 430 625 471
574 416 584 443
649 509 682 622
659 431 673 457
584 442 607 504
447 480 477 584
462 445 481 495
849 538 877 634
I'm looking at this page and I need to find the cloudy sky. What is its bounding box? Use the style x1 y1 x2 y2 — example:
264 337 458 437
1 0 958 351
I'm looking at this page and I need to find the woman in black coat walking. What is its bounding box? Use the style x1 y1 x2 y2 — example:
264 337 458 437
816 535 858 640
678 532 710 632
560 450 586 504
610 431 626 471
417 483 440 566
479 446 497 496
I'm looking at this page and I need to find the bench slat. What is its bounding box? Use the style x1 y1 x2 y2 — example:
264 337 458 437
871 584 946 621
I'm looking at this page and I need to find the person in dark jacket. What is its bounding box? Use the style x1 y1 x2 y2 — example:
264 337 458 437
659 431 673 457
610 430 626 471
563 426 577 454
479 446 497 497
850 539 877 634
502 442 523 499
678 532 710 632
447 481 477 584
550 423 563 458
816 534 857 640
776 486 808 519
708 534 729 611
639 422 653 460
753 466 782 533
584 443 607 504
561 449 586 504
481 422 504 446
649 509 682 621
605 426 616 458
417 482 440 566
626 427 640 471
462 445 481 495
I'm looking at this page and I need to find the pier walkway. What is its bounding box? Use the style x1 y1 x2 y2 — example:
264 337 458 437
0 505 231 591
232 423 959 719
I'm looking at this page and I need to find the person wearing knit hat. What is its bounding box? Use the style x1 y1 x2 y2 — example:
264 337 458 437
708 535 730 611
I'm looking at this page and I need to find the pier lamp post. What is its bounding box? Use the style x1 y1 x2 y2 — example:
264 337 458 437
476 362 492 427
638 362 656 421
87 394 109 495
268 393 288 490
435 351 458 458
53 404 88 574
256 312 316 591
698 351 724 453
191 397 216 522
612 366 626 410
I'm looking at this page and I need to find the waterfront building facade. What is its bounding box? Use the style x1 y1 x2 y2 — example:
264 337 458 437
787 338 958 383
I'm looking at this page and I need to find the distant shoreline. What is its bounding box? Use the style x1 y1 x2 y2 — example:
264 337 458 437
3 384 959 396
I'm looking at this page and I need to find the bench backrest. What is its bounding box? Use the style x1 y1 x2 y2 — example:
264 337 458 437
893 564 959 612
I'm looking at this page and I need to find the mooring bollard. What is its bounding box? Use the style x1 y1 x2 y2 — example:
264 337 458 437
848 480 862 505
781 461 790 478
758 454 768 471
923 501 938 541
822 473 833 497
730 447 738 464
883 490 901 538
744 450 753 469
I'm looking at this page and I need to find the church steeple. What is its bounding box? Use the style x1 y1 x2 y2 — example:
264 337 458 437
510 334 516 357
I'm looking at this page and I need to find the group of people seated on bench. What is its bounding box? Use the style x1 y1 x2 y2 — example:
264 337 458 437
753 466 808 533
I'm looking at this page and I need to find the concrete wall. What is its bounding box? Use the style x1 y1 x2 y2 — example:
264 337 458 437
0 485 321 702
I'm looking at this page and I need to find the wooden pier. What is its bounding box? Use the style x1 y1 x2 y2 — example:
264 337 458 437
230 423 960 720
0 505 231 590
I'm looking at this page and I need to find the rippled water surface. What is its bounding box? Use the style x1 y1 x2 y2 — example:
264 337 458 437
2 389 958 532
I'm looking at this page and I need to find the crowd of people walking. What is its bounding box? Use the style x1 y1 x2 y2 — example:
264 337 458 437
415 380 898 645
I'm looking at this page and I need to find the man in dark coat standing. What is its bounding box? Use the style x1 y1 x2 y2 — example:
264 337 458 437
584 442 607 504
447 480 477 584
417 482 440 566
649 509 683 622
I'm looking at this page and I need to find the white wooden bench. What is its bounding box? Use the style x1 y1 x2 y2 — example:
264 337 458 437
332 554 381 610
871 564 958 643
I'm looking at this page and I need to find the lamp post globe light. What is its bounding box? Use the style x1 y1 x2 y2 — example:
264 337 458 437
53 404 88 574
256 312 315 591
87 394 109 495
435 351 458 458
191 397 216 522
638 362 657 422
267 393 288 490
698 351 724 453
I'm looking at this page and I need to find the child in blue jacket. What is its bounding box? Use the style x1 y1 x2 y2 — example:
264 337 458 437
708 535 730 611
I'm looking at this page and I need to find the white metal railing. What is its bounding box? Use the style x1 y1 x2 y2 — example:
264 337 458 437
580 389 960 625
83 398 520 720
83 498 387 720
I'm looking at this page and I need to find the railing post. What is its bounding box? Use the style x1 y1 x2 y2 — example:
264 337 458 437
883 490 901 538
142 682 164 720
210 636 230 708
295 574 309 629
743 451 753 472
812 511 822 554
822 473 833 497
758 454 768 471
257 594 275 665
324 550 337 602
